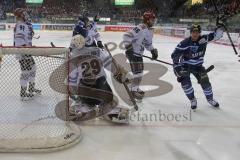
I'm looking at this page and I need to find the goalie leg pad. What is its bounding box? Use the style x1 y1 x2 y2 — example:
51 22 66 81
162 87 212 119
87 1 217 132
70 97 118 122
80 76 113 105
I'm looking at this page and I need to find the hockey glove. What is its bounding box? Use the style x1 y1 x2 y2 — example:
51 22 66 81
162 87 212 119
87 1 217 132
94 15 100 22
151 48 158 60
125 44 134 57
97 41 104 49
173 64 189 81
216 15 226 28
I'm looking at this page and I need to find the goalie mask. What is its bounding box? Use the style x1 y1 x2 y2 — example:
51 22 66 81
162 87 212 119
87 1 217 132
14 8 30 22
70 35 86 50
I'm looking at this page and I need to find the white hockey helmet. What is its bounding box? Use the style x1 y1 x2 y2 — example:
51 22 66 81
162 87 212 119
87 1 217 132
70 35 85 49
14 8 30 22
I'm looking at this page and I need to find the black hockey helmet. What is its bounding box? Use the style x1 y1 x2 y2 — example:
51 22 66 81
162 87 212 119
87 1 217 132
190 24 201 33
78 11 89 24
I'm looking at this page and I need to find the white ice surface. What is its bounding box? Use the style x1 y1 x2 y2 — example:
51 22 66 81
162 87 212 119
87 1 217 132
0 30 240 160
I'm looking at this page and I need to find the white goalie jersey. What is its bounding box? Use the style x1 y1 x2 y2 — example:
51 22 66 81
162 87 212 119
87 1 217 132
68 47 113 86
123 23 154 57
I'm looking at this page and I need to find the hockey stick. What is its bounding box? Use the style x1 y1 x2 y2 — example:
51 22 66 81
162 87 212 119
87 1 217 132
94 7 103 22
142 55 173 66
206 65 214 73
98 7 104 15
104 44 138 111
222 24 239 55
50 42 56 47
210 0 239 55
143 51 214 73
35 42 66 59
32 42 66 59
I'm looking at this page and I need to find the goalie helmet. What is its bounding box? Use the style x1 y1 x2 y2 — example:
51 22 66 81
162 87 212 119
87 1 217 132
143 11 156 27
14 8 30 22
70 35 86 50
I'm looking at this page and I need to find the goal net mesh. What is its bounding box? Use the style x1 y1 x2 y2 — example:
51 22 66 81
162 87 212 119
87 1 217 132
0 47 81 152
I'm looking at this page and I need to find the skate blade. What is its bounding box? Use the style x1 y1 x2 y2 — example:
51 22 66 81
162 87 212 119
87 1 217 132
128 98 142 103
33 91 42 96
191 109 197 112
111 118 129 124
211 106 220 110
104 116 129 124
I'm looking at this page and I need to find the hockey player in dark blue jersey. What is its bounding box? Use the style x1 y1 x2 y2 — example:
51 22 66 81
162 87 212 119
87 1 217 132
171 23 224 110
72 14 89 37
73 13 103 48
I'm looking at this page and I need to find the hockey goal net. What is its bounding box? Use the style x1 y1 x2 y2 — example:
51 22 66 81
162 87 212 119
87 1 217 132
0 46 81 152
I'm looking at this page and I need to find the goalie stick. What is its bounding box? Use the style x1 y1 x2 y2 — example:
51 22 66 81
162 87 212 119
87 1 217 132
104 44 139 111
210 0 239 56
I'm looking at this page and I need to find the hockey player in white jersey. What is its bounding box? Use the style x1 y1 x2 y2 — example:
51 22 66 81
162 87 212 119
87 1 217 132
68 35 130 123
14 8 41 100
86 16 104 49
123 11 158 100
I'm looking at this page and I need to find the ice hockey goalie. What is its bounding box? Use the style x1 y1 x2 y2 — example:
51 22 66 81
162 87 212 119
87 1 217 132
68 35 131 124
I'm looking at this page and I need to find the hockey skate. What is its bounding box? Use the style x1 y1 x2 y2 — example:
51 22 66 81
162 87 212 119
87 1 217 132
69 101 91 117
207 99 219 108
137 88 145 97
190 98 197 111
104 107 130 124
131 90 144 102
20 87 33 101
29 82 41 95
